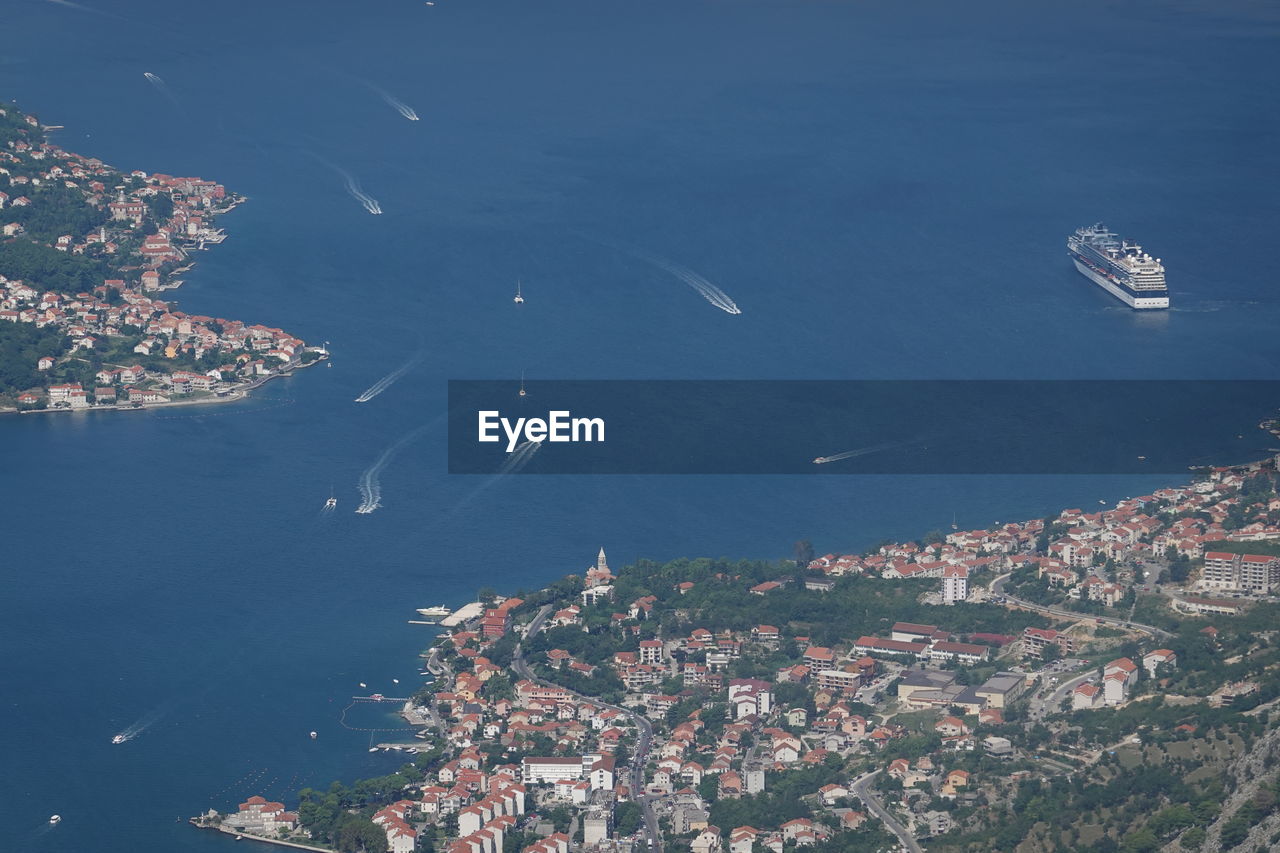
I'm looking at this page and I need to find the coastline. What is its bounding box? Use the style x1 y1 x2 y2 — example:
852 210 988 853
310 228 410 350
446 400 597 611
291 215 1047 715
0 102 317 413
190 817 334 853
5 352 328 417
253 449 1279 852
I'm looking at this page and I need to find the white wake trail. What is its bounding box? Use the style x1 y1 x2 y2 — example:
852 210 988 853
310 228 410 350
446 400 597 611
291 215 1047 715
306 150 383 215
813 440 914 465
498 439 544 475
380 92 420 121
667 264 741 314
360 81 421 121
355 352 424 403
46 0 121 17
142 72 182 108
113 706 167 744
589 236 741 314
355 425 431 514
342 175 382 215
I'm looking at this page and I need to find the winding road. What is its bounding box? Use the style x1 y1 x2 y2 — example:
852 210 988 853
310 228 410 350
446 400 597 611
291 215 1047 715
851 769 922 853
513 605 662 851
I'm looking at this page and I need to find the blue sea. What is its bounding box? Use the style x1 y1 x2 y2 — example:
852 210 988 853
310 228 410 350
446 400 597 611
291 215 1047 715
2 0 1278 849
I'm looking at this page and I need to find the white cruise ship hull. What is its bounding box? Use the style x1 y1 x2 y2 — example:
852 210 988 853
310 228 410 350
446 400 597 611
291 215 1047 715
1072 259 1169 310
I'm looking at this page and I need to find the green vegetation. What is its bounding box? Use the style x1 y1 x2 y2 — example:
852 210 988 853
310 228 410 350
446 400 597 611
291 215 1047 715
0 102 43 147
602 557 1047 646
0 238 114 293
0 321 70 397
4 182 112 242
297 750 446 849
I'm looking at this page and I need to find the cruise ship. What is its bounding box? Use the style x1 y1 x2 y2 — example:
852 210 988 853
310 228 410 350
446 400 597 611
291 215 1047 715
1067 224 1169 309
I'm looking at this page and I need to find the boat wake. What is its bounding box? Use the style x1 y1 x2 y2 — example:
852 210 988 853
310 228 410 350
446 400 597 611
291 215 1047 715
355 352 425 403
583 234 741 314
416 439 546 536
343 174 383 215
498 439 543 475
305 150 383 215
142 72 182 108
813 440 914 465
368 84 420 121
112 707 166 744
46 0 121 18
644 253 741 314
355 424 431 514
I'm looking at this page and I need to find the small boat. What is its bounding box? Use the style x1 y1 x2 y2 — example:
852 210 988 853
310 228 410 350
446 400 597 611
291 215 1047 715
369 747 379 753
310 731 318 740
359 682 367 688
324 496 337 510
514 279 525 304
416 605 451 620
1137 455 1146 461
371 693 385 701
112 734 126 745
49 815 62 825
812 457 825 465
392 678 399 684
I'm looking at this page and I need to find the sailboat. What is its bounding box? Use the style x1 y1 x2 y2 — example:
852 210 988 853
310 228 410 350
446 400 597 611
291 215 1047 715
513 279 525 304
518 370 527 398
950 512 958 531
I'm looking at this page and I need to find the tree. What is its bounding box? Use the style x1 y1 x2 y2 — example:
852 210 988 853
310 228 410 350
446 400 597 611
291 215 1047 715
794 540 815 568
615 802 642 836
333 815 388 853
1178 827 1206 849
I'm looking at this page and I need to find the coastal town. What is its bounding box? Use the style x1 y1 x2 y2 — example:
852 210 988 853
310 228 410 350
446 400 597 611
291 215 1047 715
199 452 1280 852
0 103 322 412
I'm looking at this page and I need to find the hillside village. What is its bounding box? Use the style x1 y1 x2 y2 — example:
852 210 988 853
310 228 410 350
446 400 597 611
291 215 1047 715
202 455 1280 853
0 103 320 410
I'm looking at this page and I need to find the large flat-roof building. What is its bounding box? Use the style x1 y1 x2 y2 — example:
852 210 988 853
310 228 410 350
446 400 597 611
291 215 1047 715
1203 551 1280 593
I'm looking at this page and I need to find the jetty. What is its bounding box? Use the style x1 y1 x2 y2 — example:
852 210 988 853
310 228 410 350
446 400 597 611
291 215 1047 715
439 601 483 627
190 814 333 852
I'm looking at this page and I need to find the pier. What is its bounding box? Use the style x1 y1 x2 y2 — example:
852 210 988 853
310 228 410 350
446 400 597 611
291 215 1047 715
190 817 335 852
438 601 483 627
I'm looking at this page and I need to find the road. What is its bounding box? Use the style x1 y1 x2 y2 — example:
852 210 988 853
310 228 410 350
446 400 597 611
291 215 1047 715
990 575 1173 639
514 605 662 852
851 769 922 853
1028 670 1095 723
